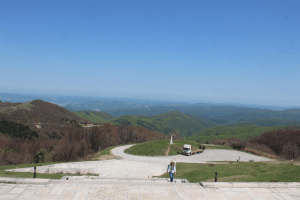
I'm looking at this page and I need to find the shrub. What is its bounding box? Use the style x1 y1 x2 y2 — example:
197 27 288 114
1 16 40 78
33 150 45 163
282 143 299 160
248 129 300 159
230 142 245 150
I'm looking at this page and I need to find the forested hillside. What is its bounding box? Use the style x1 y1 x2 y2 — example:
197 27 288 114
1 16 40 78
0 120 38 139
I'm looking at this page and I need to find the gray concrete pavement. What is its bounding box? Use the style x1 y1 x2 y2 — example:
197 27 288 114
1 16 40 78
6 160 166 179
0 179 299 200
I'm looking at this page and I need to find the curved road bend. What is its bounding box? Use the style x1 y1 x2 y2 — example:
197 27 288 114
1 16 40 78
111 144 272 164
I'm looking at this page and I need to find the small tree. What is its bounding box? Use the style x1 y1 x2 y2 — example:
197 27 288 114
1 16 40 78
282 143 299 160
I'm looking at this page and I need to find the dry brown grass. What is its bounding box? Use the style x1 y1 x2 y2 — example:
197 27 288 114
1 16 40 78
244 148 279 159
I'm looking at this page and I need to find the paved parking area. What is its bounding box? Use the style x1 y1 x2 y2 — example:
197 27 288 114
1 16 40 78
7 145 271 179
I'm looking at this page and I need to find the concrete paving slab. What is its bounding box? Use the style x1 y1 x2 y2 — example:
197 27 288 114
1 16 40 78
0 194 19 199
16 189 36 200
1 181 298 200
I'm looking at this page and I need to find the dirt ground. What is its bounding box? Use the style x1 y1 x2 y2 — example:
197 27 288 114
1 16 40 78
88 151 119 161
165 145 170 156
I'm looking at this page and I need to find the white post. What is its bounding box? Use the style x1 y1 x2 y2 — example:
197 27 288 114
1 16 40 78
170 135 173 144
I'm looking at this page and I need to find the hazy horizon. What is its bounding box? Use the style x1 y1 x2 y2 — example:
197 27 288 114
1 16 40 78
1 91 300 109
1 0 299 107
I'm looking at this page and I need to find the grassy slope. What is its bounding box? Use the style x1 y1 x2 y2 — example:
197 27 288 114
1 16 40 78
75 111 114 123
159 162 300 183
186 125 286 143
124 140 170 156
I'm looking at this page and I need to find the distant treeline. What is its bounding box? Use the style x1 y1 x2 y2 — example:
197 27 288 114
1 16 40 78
0 121 166 166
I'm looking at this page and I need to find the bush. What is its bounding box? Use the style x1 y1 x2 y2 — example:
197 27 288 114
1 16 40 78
282 143 299 160
248 129 300 159
230 142 246 150
34 150 45 163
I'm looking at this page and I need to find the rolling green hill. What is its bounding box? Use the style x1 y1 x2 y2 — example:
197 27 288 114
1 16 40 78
186 125 286 143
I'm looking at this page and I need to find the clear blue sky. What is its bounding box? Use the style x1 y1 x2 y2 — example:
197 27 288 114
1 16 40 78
1 0 300 106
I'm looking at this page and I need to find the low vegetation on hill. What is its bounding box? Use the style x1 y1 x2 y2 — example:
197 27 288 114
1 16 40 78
210 126 300 160
75 111 114 123
187 125 286 144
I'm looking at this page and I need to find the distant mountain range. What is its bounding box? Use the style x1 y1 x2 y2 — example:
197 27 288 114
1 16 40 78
1 94 300 138
71 101 300 125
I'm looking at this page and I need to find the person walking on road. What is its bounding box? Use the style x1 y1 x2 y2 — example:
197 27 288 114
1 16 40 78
167 161 176 182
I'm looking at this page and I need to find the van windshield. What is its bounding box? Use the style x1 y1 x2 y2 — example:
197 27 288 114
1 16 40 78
183 148 190 151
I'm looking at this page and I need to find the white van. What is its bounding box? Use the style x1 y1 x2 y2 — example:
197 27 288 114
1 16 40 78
182 144 192 155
